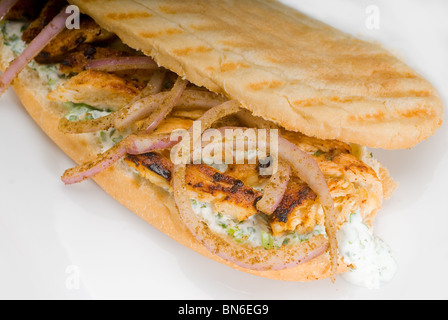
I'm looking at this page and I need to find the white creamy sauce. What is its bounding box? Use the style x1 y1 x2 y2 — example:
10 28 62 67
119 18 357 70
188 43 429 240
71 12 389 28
0 20 27 55
190 198 325 249
63 102 130 151
337 211 397 289
32 62 64 91
1 20 64 90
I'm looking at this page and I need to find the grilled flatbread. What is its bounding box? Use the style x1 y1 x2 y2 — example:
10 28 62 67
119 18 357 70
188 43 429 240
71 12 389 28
70 0 443 149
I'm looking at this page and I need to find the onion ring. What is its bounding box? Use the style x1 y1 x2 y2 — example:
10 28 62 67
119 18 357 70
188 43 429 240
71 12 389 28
0 6 69 95
58 70 165 134
277 136 338 281
136 77 187 133
61 143 127 185
172 163 328 270
58 89 228 134
172 125 338 279
62 100 242 184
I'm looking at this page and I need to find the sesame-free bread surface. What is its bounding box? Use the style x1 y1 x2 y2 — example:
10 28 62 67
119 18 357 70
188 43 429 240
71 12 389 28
69 0 443 149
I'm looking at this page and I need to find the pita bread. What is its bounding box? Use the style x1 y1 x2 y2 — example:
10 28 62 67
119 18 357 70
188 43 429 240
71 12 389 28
69 0 443 149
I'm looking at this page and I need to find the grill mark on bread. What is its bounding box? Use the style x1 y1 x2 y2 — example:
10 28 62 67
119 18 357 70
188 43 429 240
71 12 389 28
220 62 250 73
172 46 212 56
138 28 183 38
248 81 283 91
106 12 152 20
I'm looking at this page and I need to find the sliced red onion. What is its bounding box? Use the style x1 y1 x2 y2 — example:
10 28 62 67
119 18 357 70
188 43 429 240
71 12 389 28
62 143 127 185
58 89 228 134
0 0 19 21
60 68 226 134
256 160 291 215
191 100 241 134
114 91 168 131
126 133 181 155
172 163 328 270
62 133 180 184
59 71 167 134
171 100 241 163
277 136 338 281
62 99 242 184
0 6 69 95
86 56 158 72
176 89 227 109
171 125 337 277
136 77 188 133
140 69 165 96
116 89 227 130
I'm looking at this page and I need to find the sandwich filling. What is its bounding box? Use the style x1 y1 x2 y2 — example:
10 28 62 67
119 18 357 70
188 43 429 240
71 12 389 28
0 0 397 285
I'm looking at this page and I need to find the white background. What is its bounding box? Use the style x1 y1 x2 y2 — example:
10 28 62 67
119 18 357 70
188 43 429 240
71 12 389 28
0 0 447 299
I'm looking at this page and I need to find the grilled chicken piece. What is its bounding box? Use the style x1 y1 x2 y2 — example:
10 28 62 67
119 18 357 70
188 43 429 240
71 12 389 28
270 178 320 236
5 0 47 21
224 163 267 189
127 152 175 191
21 0 66 43
59 44 130 74
186 164 262 221
47 70 144 110
124 125 384 237
126 152 262 221
34 16 115 63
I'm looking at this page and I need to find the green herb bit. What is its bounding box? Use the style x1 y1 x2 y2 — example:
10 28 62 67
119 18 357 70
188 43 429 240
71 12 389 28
100 131 108 142
261 231 274 250
218 221 228 229
112 135 123 144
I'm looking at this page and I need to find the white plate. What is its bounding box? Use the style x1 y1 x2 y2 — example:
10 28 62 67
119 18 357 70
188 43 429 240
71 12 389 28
0 0 447 299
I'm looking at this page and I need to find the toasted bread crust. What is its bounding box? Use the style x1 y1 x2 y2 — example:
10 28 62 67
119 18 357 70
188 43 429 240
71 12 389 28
69 0 443 149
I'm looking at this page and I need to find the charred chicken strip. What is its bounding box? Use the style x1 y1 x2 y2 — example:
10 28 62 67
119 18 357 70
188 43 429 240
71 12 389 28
59 44 130 74
35 16 115 63
186 164 262 221
21 0 66 43
4 0 46 21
